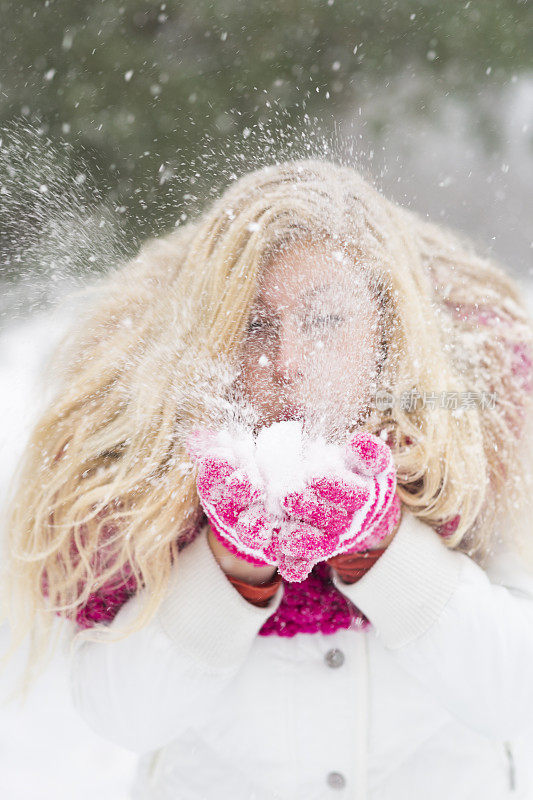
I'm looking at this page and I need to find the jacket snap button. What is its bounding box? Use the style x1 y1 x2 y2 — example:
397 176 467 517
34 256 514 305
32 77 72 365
325 648 345 668
326 771 346 789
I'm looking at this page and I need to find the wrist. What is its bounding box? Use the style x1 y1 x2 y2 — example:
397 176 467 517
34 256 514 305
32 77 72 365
366 514 402 550
359 499 403 552
327 508 403 584
207 524 278 585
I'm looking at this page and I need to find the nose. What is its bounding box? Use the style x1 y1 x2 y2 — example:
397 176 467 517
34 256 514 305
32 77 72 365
271 321 302 384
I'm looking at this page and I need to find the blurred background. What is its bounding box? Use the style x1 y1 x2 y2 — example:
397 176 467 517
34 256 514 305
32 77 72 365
0 0 532 797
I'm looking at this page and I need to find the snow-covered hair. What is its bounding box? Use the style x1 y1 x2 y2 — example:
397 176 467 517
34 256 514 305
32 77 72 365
2 158 533 698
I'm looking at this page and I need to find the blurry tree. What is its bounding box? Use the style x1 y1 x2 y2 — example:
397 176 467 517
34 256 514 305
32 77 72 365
0 0 531 280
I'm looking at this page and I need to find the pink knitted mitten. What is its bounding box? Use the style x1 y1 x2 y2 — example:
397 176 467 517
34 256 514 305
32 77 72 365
185 425 277 568
186 423 399 582
276 431 400 580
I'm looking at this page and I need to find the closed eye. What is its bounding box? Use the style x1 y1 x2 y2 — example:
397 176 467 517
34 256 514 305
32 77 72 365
247 316 268 332
301 313 345 332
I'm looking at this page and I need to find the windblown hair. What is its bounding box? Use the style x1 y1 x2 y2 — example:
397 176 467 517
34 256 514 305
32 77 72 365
3 158 533 699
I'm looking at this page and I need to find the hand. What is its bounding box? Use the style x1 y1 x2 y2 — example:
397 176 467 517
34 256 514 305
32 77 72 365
275 431 400 580
186 425 399 584
185 426 280 569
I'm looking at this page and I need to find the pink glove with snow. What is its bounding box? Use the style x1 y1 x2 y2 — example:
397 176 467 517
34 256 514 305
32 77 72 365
276 432 401 580
185 423 399 582
185 426 278 566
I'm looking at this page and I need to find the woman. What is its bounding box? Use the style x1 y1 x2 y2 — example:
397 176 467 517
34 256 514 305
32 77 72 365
3 158 533 798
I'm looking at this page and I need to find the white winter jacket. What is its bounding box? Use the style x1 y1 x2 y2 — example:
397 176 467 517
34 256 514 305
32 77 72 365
69 509 533 799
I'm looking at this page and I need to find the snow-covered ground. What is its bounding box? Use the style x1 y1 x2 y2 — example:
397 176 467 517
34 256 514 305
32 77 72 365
1 280 532 798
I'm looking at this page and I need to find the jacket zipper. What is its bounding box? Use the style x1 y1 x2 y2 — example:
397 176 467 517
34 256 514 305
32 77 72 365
503 741 516 792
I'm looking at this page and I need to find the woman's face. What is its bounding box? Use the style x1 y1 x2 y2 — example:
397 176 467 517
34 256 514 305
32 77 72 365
236 241 383 433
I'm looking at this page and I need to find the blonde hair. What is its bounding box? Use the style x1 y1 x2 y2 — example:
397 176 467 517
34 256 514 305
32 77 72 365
3 158 533 700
